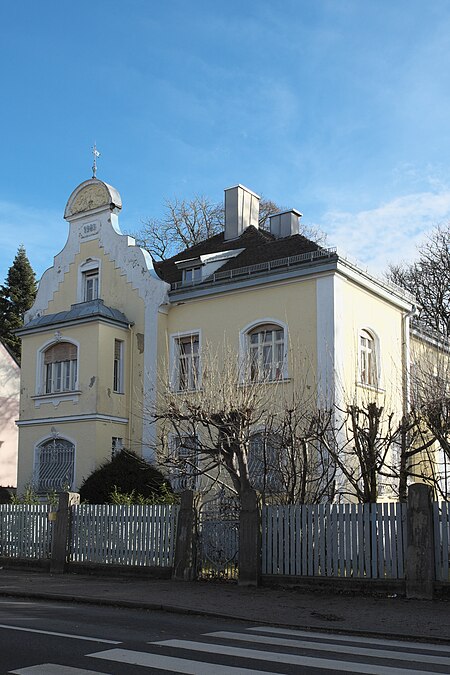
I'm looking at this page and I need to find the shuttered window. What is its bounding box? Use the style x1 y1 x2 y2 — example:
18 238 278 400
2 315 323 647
44 342 77 394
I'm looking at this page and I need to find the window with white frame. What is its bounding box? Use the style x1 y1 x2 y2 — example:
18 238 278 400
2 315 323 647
183 266 202 284
83 267 99 301
113 339 124 393
170 435 199 492
247 323 285 382
359 329 378 386
44 342 78 394
248 432 283 492
34 437 75 492
175 334 200 391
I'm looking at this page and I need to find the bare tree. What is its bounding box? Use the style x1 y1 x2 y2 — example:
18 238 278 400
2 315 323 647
134 195 326 261
387 223 450 338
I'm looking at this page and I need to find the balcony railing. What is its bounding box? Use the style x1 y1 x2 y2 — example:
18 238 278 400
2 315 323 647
171 247 338 291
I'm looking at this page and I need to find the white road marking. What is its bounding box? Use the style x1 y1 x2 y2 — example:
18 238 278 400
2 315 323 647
247 626 450 653
151 639 444 675
0 623 121 644
10 666 108 675
88 648 283 674
207 630 450 666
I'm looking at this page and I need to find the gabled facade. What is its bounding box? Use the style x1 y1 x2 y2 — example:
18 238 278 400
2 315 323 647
0 341 20 487
17 178 423 498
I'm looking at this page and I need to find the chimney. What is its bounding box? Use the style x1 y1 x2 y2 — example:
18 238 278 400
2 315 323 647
224 185 260 240
269 209 302 238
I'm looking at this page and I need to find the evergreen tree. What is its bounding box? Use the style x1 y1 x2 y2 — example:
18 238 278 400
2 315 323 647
0 245 37 362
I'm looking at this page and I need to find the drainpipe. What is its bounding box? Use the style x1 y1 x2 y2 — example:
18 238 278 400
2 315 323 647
402 305 417 417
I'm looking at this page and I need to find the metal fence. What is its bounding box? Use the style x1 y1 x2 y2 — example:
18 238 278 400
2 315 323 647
262 503 407 579
0 504 53 559
69 504 179 567
433 501 450 582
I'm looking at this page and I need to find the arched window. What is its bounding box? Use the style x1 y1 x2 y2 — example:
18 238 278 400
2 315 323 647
248 432 283 492
359 329 378 386
34 437 75 492
44 342 78 394
247 323 285 382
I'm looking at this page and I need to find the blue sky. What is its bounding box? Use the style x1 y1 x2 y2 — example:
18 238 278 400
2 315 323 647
2 0 450 283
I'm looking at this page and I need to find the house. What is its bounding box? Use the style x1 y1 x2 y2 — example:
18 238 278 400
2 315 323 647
16 176 445 499
0 340 20 488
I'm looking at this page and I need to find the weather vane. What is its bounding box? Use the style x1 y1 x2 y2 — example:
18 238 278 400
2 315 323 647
92 143 100 178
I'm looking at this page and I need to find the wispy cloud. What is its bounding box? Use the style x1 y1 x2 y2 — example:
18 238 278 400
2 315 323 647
318 189 450 274
0 200 66 282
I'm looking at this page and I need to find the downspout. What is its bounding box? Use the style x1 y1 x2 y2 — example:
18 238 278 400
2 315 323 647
402 305 417 418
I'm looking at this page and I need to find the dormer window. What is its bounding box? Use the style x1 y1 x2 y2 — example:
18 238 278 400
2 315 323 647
183 266 202 284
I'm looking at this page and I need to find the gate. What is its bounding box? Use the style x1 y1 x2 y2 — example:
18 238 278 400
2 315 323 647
197 489 240 579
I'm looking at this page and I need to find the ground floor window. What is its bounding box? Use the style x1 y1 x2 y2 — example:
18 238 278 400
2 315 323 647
34 438 75 492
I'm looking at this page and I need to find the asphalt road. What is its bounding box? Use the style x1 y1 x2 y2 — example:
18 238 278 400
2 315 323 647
0 598 449 674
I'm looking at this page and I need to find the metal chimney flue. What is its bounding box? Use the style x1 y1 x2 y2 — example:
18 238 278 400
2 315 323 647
224 185 260 240
269 209 302 238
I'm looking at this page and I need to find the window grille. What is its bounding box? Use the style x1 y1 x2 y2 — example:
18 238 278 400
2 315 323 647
35 438 75 492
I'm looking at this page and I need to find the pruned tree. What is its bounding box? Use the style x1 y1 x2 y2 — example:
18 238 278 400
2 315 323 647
0 245 37 362
135 195 326 261
387 223 450 339
153 350 273 498
153 347 337 503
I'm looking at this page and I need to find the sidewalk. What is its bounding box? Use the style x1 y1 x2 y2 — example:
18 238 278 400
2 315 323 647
0 568 448 643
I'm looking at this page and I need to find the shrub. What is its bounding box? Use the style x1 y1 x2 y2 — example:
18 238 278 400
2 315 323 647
79 449 174 504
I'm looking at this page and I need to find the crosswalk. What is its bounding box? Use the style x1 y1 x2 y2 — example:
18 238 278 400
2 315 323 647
10 625 450 674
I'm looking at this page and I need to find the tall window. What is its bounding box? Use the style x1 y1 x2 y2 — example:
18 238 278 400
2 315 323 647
359 329 377 386
113 339 124 393
248 433 283 492
83 268 99 301
248 324 284 382
34 438 75 492
170 435 199 492
176 335 200 391
44 342 77 394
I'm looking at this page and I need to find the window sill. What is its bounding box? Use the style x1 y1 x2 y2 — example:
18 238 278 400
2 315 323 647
241 377 291 386
32 391 81 408
356 381 385 394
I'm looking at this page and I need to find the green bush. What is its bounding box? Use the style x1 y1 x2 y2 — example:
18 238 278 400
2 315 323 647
79 449 175 504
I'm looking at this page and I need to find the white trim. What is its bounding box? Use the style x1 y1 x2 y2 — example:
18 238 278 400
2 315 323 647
239 318 288 382
17 413 129 427
32 391 81 408
169 329 202 391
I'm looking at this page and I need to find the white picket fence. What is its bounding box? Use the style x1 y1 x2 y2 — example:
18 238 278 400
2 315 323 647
433 501 450 582
0 504 53 559
262 503 407 579
69 504 179 567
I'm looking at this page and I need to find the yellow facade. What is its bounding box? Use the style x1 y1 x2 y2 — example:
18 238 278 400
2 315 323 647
18 176 446 502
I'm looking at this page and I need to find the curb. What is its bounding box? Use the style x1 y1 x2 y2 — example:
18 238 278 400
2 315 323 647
1 588 450 646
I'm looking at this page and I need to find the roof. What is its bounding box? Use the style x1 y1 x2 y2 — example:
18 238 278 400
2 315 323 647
18 299 132 333
154 226 322 286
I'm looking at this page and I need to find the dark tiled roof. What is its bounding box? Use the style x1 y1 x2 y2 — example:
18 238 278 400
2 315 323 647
20 299 132 332
154 226 321 285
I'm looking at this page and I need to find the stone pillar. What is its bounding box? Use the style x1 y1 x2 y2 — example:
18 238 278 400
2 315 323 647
406 483 435 599
50 492 80 574
172 490 197 581
239 488 261 587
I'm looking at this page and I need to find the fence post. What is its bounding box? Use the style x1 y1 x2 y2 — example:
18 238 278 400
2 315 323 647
50 491 80 574
406 483 435 599
172 490 197 581
239 488 261 587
